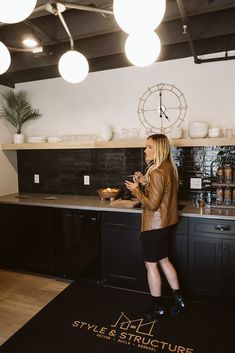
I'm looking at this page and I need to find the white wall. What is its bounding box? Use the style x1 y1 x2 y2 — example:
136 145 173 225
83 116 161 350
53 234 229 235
0 86 18 195
10 56 235 140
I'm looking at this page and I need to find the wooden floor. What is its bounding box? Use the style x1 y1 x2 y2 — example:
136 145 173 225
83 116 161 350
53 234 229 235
0 269 70 345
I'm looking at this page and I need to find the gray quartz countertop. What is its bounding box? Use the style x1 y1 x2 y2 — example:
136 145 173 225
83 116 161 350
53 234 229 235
0 193 235 220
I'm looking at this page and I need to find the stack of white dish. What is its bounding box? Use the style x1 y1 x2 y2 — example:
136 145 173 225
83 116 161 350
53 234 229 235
27 136 46 143
188 122 208 138
47 136 64 142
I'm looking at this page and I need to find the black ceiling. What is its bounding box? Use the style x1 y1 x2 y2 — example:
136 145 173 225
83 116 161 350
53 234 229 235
1 0 235 88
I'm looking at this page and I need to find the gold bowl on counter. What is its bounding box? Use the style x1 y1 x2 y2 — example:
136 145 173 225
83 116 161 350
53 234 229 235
96 188 121 201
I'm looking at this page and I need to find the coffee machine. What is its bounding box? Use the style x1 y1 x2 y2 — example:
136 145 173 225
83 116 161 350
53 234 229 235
120 175 134 200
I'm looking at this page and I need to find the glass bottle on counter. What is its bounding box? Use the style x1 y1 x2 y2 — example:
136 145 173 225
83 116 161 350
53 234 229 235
224 163 232 184
224 187 231 206
216 186 223 205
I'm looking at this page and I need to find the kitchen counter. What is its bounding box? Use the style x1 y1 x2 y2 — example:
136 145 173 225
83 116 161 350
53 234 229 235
0 193 235 220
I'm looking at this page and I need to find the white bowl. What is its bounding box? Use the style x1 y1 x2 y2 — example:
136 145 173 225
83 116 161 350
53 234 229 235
188 122 208 138
208 128 220 138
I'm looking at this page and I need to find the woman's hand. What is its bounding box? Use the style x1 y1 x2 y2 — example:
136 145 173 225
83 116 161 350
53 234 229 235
133 171 145 184
125 179 138 191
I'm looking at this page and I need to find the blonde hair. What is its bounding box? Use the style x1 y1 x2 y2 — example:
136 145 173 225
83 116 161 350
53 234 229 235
144 134 178 184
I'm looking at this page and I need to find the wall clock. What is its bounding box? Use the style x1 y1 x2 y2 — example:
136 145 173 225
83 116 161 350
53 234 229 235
137 83 187 134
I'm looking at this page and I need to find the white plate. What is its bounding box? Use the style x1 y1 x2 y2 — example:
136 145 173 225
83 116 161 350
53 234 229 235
47 136 64 142
27 136 46 143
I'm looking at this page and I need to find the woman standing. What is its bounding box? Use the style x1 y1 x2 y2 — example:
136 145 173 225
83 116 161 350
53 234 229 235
125 134 185 318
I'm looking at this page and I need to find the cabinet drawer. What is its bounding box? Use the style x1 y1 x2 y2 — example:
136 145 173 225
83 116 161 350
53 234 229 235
101 211 141 230
189 218 235 237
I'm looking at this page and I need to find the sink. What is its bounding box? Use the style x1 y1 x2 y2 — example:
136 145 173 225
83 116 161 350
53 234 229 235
178 204 185 211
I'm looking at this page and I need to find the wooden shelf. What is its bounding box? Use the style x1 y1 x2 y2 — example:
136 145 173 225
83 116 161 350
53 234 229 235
0 137 235 150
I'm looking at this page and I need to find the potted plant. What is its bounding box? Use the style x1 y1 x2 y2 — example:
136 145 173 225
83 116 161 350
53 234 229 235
0 90 41 143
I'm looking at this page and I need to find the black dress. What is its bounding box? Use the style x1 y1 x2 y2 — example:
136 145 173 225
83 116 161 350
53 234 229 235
141 224 177 262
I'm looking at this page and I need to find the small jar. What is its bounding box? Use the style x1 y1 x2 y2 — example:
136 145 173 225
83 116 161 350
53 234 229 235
224 187 231 206
232 188 235 206
216 165 224 184
216 187 223 205
224 163 232 184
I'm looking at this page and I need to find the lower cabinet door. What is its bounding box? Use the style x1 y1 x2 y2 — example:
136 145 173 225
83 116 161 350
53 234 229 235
170 234 188 291
222 239 235 300
188 236 221 298
101 226 143 289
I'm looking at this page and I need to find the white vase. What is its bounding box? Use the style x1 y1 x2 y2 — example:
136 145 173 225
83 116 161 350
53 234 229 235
99 125 112 141
13 134 24 144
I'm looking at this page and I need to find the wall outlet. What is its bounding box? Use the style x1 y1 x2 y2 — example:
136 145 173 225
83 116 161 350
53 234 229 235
34 174 40 184
84 175 90 185
190 177 202 189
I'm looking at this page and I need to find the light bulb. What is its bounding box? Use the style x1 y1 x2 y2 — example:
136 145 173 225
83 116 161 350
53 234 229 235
113 0 166 34
23 38 38 48
0 42 11 75
125 31 161 67
58 50 89 83
0 0 37 24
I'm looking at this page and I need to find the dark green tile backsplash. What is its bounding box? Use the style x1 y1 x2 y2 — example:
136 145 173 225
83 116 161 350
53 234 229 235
17 146 234 200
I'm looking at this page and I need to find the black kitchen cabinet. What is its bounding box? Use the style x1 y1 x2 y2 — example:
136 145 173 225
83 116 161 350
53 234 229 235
101 211 143 289
169 217 188 291
188 217 235 301
0 204 55 274
53 209 101 280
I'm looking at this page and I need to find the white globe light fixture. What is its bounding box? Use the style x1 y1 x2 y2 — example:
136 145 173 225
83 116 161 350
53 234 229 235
125 31 161 67
0 0 37 24
113 0 166 34
58 50 89 83
0 42 11 75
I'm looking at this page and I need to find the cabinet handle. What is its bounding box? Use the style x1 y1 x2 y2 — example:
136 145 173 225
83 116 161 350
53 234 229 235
215 225 231 232
224 243 228 251
90 217 97 222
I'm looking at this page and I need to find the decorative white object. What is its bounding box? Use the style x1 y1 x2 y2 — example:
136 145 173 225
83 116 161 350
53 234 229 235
58 50 89 83
113 0 166 33
0 0 37 24
125 31 161 67
27 136 46 143
208 128 220 138
13 134 24 144
170 127 183 139
99 125 113 141
188 122 208 138
0 42 11 74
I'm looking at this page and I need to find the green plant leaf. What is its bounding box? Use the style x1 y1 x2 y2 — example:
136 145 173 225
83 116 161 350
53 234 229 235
0 90 41 134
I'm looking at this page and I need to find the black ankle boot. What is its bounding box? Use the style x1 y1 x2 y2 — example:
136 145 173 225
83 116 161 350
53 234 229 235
145 296 165 320
171 291 186 315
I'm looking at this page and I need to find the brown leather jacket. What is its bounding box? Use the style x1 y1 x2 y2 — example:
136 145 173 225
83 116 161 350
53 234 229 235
132 160 179 232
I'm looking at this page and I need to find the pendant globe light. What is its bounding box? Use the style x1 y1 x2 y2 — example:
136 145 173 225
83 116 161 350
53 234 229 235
58 50 89 84
0 42 11 74
53 3 89 84
113 0 166 34
0 0 37 24
125 31 161 67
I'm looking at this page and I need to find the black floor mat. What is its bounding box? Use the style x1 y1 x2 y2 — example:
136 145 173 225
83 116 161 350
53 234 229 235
0 281 234 353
